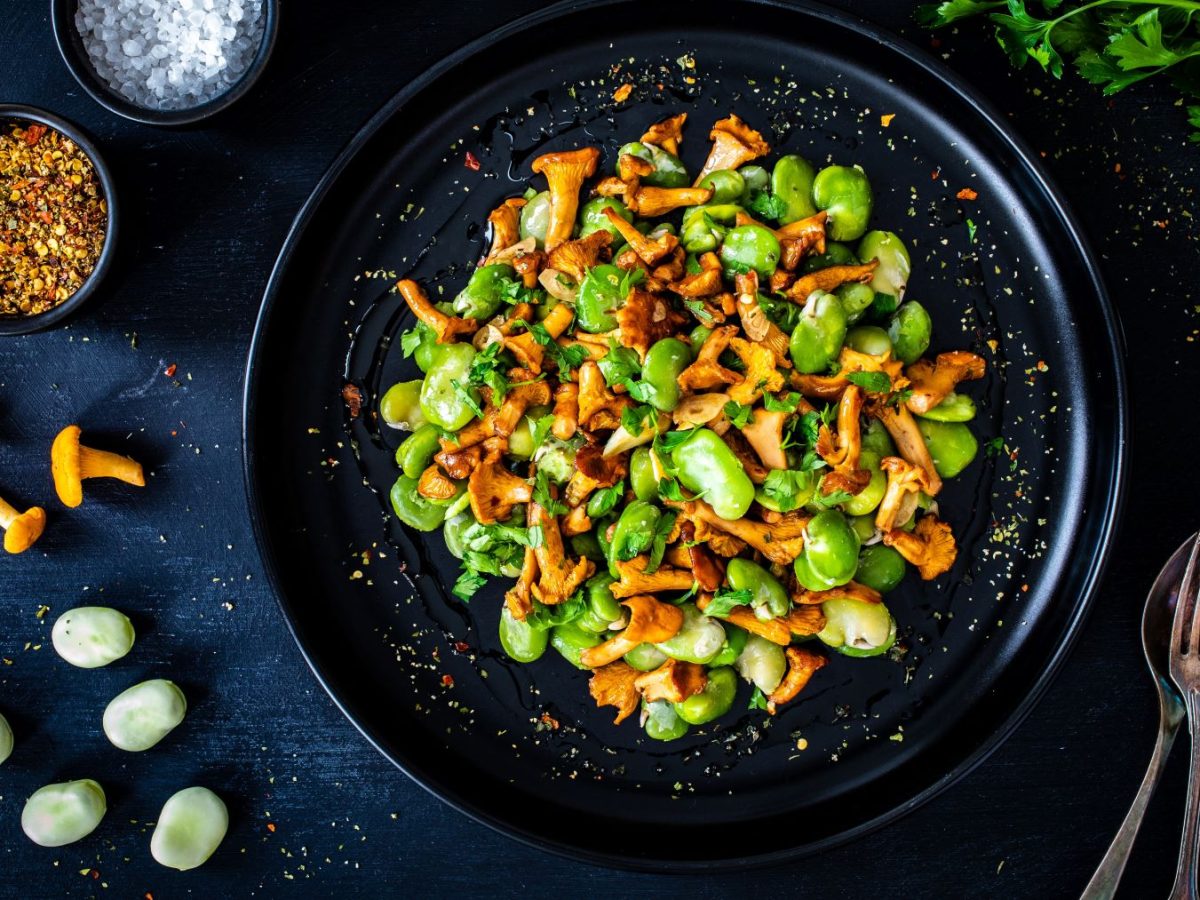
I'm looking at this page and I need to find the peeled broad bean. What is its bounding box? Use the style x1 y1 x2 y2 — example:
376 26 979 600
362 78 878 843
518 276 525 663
499 608 549 663
21 780 106 847
789 290 848 373
812 165 873 241
629 446 659 502
861 418 897 457
857 230 911 300
855 545 907 593
103 679 187 752
794 510 861 590
844 325 892 357
519 190 552 247
681 203 742 254
709 624 748 667
0 711 11 765
842 450 887 516
380 380 427 431
698 169 746 204
420 343 478 431
916 418 979 478
390 474 448 531
671 428 755 520
771 154 817 223
150 787 228 871
725 558 789 619
609 500 661 563
738 164 769 199
655 604 726 664
579 197 633 242
643 699 689 741
617 142 689 188
396 424 442 479
886 301 931 364
802 241 858 273
51 607 135 669
719 224 781 277
576 264 625 333
918 392 977 423
550 622 602 670
836 282 876 324
625 642 668 672
640 338 692 411
578 573 623 634
817 597 896 657
452 264 515 321
735 633 786 694
675 666 738 725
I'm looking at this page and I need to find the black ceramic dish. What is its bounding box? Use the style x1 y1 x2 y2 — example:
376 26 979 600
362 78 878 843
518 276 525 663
49 0 279 126
244 0 1127 870
0 104 118 336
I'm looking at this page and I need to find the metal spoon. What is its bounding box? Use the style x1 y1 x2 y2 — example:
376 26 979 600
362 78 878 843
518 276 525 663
1081 534 1193 899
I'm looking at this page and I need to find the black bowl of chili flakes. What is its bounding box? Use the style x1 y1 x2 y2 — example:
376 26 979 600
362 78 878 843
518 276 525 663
0 104 118 335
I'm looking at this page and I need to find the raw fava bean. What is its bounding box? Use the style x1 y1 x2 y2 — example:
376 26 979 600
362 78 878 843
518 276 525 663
380 380 427 431
519 190 552 247
681 203 742 253
802 241 858 273
499 607 549 663
842 451 887 516
916 418 979 478
578 573 623 634
789 290 848 374
576 264 626 333
698 169 746 204
918 392 977 423
610 500 661 563
738 164 769 198
735 633 786 693
886 301 931 364
571 531 605 564
405 323 440 374
725 558 789 620
507 407 545 459
655 604 726 664
629 447 657 501
675 666 738 725
625 642 669 672
151 787 228 871
812 165 873 241
794 510 861 591
617 142 689 188
51 607 135 669
0 711 11 764
709 623 748 667
550 622 602 670
844 324 892 357
103 679 187 752
442 511 474 559
391 474 449 531
452 264 516 321
817 597 897 657
771 154 818 223
396 424 442 479
579 197 633 243
536 437 579 484
643 699 689 741
855 545 907 593
849 514 878 543
21 780 106 847
640 338 692 411
836 282 876 324
861 417 897 457
671 428 755 520
857 230 911 300
420 343 479 431
688 324 713 351
719 224 781 278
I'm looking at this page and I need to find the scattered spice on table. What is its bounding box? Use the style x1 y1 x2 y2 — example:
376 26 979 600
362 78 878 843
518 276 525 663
0 120 107 317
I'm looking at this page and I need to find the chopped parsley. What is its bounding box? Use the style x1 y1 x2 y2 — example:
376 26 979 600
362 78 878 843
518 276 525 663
644 510 678 575
748 686 770 711
621 403 658 436
586 481 624 518
400 321 433 358
760 469 813 513
533 469 568 515
747 190 789 222
763 391 804 413
524 591 588 630
467 341 511 402
705 587 755 618
452 570 487 602
450 378 485 420
724 401 754 429
846 370 892 393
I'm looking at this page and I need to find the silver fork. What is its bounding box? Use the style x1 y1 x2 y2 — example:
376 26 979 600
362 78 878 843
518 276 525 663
1170 534 1200 899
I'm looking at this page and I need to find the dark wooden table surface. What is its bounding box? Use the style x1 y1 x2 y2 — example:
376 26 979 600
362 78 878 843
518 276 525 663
0 1 1195 896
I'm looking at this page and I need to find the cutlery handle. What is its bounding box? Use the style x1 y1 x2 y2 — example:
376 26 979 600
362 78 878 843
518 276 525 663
1082 704 1180 900
1172 693 1200 900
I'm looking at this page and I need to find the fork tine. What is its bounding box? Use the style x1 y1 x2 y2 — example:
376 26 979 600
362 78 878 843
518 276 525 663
1173 532 1200 658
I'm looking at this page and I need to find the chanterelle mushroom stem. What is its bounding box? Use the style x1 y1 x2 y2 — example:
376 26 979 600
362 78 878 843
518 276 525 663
51 425 146 509
0 496 46 554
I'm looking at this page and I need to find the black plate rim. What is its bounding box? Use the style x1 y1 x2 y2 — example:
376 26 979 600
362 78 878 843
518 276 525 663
242 0 1129 872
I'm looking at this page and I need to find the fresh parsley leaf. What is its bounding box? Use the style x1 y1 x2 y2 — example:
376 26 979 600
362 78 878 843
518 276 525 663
748 686 770 711
524 591 588 630
683 298 715 322
529 414 555 451
867 292 899 319
533 468 568 516
586 481 624 518
760 469 814 513
618 266 646 296
748 190 789 222
644 511 677 575
966 218 977 244
654 430 693 455
763 391 804 413
452 569 488 602
658 477 686 502
514 318 589 376
705 587 755 618
985 436 1006 457
400 322 433 358
724 401 754 429
621 403 658 436
846 371 892 393
450 378 485 420
723 259 753 276
812 484 854 509
623 379 657 404
468 341 511 403
598 343 641 386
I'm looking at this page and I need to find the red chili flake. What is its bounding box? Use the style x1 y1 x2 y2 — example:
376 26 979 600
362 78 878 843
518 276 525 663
1153 219 1169 229
266 822 276 833
22 124 47 146
163 363 177 377
464 152 481 171
90 869 100 879
145 893 155 900
540 712 561 730
956 187 978 201
1021 584 1030 593
930 36 942 48
930 167 941 181
441 674 455 687
342 383 364 419
453 641 470 653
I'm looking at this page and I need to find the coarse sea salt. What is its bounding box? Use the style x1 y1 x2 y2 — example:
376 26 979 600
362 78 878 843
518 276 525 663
75 0 266 111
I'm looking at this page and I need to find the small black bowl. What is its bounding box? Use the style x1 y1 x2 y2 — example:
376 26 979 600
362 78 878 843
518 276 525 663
0 104 119 336
50 0 279 127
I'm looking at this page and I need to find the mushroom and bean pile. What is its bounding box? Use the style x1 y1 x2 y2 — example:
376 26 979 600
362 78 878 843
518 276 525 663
383 112 985 740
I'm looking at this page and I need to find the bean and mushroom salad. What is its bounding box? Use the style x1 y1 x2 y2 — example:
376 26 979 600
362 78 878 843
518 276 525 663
382 112 986 741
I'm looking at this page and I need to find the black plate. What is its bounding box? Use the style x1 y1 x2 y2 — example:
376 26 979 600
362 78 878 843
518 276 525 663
243 0 1127 870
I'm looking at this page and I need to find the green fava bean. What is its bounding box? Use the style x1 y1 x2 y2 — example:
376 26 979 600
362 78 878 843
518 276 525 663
917 418 979 478
789 290 848 374
836 282 876 324
499 607 549 663
681 203 742 254
571 531 605 564
576 264 626 334
802 241 859 273
886 301 932 364
578 573 623 634
709 624 748 667
411 325 440 374
856 545 907 593
858 230 911 301
610 500 661 563
725 558 789 619
698 169 746 204
675 666 738 725
738 164 770 198
390 474 448 531
380 379 427 431
844 324 892 357
617 142 689 188
452 263 515 321
735 633 786 693
643 699 689 741
420 343 478 431
151 787 228 871
519 190 552 247
641 338 692 411
771 154 818 223
629 446 658 501
689 324 713 351
396 424 442 479
861 417 897 457
812 165 873 241
550 622 602 670
442 511 474 559
671 428 755 520
51 606 135 669
849 514 878 543
625 642 669 672
843 450 887 516
795 510 861 589
918 392 977 423
655 604 726 664
719 224 781 278
103 679 187 752
817 597 896 657
0 711 11 764
579 197 633 243
22 780 106 847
